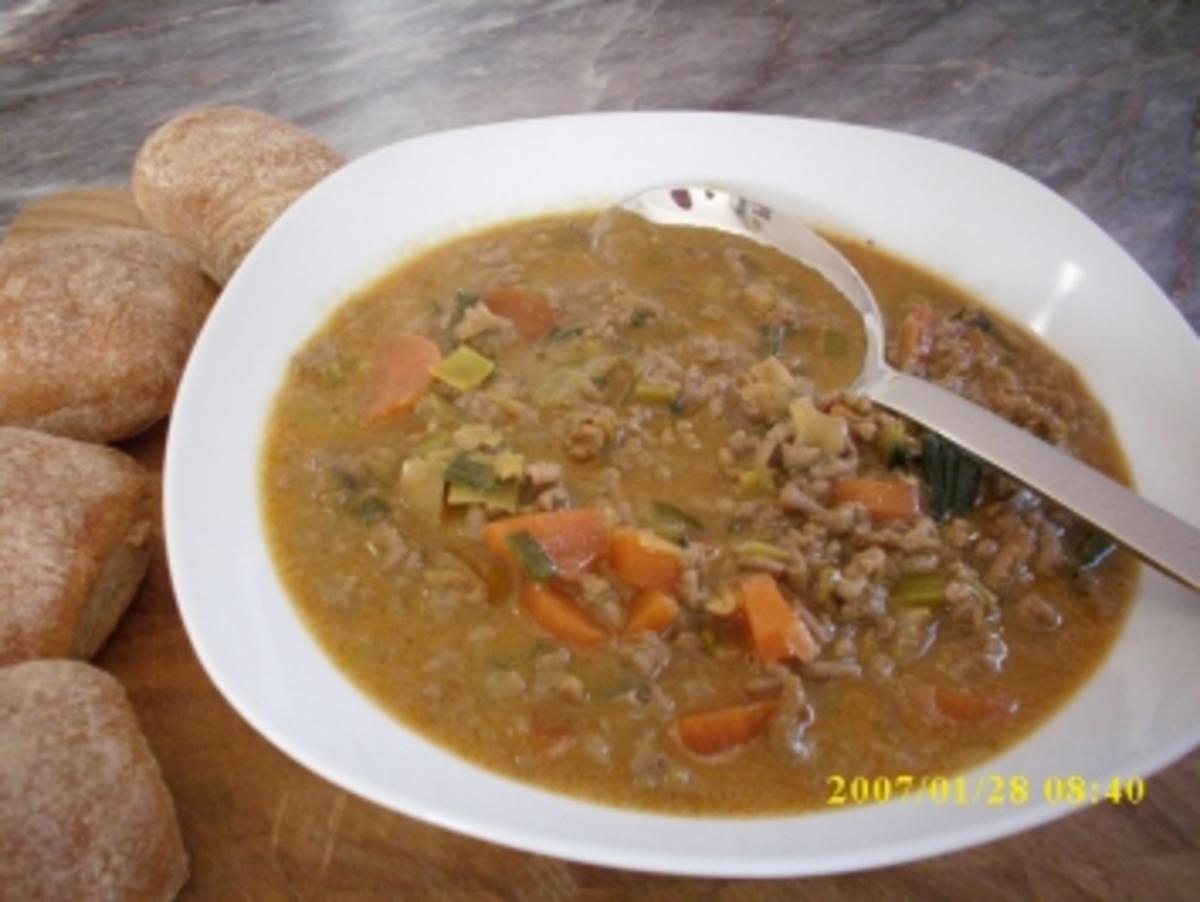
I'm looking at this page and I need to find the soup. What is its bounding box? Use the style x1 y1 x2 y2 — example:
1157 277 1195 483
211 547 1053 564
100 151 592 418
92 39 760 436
261 211 1135 814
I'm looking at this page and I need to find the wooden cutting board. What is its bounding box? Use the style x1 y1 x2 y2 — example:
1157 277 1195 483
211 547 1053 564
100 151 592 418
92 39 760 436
9 191 1198 900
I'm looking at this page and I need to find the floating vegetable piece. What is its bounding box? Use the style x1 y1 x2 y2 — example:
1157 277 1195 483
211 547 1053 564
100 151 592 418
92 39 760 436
483 286 557 340
505 530 559 580
733 540 792 563
430 345 495 391
520 582 609 647
737 572 817 663
345 494 391 524
631 379 679 405
622 589 680 637
443 453 496 491
832 477 921 520
737 468 775 497
888 572 948 607
483 508 610 576
365 332 442 421
788 397 848 454
399 457 446 521
650 500 704 542
447 479 520 512
492 451 525 481
609 528 683 590
452 423 502 449
676 699 778 756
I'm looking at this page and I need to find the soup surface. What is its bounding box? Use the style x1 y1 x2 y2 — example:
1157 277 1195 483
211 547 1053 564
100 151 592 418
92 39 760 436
262 211 1135 814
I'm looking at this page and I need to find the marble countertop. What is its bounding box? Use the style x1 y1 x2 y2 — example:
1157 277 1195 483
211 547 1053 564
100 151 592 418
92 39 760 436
2 1 1198 898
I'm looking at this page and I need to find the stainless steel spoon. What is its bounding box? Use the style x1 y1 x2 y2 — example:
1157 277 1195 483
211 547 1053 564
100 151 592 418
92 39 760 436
600 185 1200 591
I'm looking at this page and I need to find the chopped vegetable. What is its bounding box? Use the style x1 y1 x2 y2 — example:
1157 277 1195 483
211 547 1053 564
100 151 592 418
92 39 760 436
875 418 917 468
520 582 609 647
446 479 520 512
920 432 983 520
452 423 502 449
737 468 775 497
429 345 495 391
832 477 921 520
896 298 936 368
492 451 524 481
398 457 445 521
622 588 680 637
676 699 778 756
631 379 679 405
534 367 594 406
505 531 559 581
733 540 792 563
482 286 557 340
1075 531 1117 573
483 508 610 576
443 454 496 491
737 573 817 663
447 289 480 332
345 494 391 524
789 397 848 454
934 687 1013 722
749 356 793 389
650 500 704 542
609 528 683 591
889 573 948 607
364 332 442 421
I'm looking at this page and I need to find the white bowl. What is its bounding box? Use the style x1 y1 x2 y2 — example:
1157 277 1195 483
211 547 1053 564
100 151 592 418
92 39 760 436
164 112 1200 877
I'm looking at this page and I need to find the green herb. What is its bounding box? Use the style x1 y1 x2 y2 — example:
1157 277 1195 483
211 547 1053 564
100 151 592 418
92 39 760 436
920 432 983 521
443 454 496 491
761 323 787 357
505 530 559 581
346 494 391 524
651 500 705 541
447 290 480 332
1075 531 1117 573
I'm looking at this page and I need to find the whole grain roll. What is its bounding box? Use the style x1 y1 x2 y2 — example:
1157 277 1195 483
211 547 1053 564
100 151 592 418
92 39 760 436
132 105 344 283
0 427 153 667
0 227 215 442
0 659 188 901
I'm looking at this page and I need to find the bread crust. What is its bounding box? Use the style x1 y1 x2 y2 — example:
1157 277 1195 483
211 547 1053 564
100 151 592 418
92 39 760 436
132 105 344 283
0 227 215 442
0 427 153 666
0 659 188 901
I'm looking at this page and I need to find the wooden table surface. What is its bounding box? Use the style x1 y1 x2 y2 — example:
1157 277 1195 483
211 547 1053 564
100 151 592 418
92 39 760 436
4 2 1199 898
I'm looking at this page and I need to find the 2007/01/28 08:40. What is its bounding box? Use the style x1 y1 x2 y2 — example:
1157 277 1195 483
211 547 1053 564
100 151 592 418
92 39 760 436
826 774 1147 807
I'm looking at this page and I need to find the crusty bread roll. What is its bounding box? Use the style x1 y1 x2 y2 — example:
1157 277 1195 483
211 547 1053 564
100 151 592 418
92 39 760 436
0 427 153 666
3 186 149 242
0 659 187 901
132 105 344 283
0 227 215 442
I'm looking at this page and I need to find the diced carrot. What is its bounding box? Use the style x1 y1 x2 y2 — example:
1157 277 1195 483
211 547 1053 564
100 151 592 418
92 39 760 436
609 527 683 590
737 573 817 663
934 687 1013 722
675 699 778 756
896 299 936 368
520 582 610 648
364 332 442 421
622 588 680 638
483 286 557 341
832 477 921 520
483 508 609 577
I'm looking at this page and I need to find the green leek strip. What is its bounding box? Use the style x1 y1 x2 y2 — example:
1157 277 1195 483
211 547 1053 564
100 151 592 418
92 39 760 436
921 432 983 520
399 457 446 521
733 540 792 562
889 573 949 607
738 467 775 496
506 530 559 581
652 500 704 536
430 345 495 391
631 379 679 405
444 454 496 491
446 479 520 512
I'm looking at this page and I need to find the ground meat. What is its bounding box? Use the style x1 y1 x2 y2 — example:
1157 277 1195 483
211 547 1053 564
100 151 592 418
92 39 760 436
618 633 672 680
454 301 518 349
1015 591 1063 631
486 667 527 699
564 405 615 462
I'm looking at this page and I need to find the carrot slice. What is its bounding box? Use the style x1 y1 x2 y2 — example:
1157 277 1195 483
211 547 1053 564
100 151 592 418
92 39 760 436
831 477 921 520
934 687 1013 722
364 332 442 421
676 699 778 756
622 588 680 638
520 582 610 648
738 573 817 663
483 286 557 341
609 527 683 590
483 508 609 577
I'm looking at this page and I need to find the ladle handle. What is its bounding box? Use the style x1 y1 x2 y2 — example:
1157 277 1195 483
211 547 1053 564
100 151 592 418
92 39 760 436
868 368 1200 591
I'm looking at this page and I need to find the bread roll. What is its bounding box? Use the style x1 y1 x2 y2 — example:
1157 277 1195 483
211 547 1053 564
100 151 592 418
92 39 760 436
132 105 344 283
0 659 187 901
0 227 215 442
0 427 153 666
3 186 148 242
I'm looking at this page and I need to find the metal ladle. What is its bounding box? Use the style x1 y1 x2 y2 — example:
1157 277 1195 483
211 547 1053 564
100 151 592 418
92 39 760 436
598 185 1200 591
